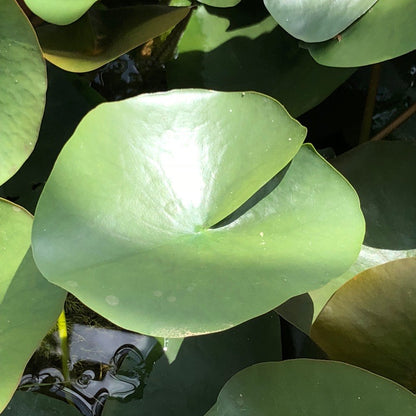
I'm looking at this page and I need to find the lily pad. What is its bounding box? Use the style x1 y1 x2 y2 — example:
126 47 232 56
0 0 46 186
198 0 241 7
263 0 378 42
0 199 66 413
36 4 190 72
32 90 364 338
308 0 416 67
24 0 97 25
312 258 416 392
104 312 281 416
167 3 354 117
206 360 416 416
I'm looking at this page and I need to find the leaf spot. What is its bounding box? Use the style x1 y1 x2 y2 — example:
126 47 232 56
105 295 119 306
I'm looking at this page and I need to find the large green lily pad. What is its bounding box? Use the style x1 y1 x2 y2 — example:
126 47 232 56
24 0 97 25
32 90 364 338
167 3 354 117
0 0 46 186
312 258 416 392
104 312 281 416
263 0 377 42
0 199 66 413
36 4 190 72
206 360 416 416
308 0 416 67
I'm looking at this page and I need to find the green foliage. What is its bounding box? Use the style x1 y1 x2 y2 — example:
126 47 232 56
0 199 66 413
307 0 416 67
0 0 46 186
263 0 378 42
1 0 416 414
206 360 416 415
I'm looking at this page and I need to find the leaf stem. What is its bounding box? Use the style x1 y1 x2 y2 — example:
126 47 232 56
359 63 382 144
370 100 416 141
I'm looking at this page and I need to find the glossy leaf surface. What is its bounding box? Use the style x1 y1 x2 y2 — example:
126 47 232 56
312 258 416 392
104 312 281 416
206 360 416 416
0 0 46 186
168 3 354 117
32 90 364 338
308 0 416 67
24 0 97 25
263 0 377 42
36 5 190 72
0 199 66 413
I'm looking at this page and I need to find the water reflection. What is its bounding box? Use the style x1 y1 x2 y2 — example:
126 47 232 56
20 310 161 416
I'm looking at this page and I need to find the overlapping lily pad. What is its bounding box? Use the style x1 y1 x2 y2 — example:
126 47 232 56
168 3 354 117
32 90 364 338
263 0 378 42
312 258 416 392
206 360 416 415
277 141 416 333
0 199 66 413
24 0 97 25
36 4 190 72
308 0 416 67
0 0 46 186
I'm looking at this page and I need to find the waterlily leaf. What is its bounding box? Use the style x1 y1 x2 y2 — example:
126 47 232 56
32 90 364 338
24 0 97 25
198 0 241 7
206 360 416 416
167 3 354 117
312 258 416 392
36 5 191 72
0 0 46 186
308 0 416 67
263 0 377 42
104 312 281 416
0 199 66 413
3 391 80 416
0 64 104 213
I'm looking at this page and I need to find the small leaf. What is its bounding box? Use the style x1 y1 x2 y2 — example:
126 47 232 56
308 0 416 67
36 5 191 72
263 0 378 42
24 0 97 25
